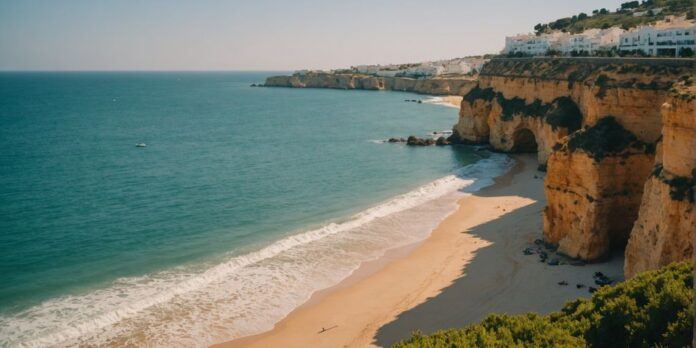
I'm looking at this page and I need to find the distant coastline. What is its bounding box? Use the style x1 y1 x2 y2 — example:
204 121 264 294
262 72 477 96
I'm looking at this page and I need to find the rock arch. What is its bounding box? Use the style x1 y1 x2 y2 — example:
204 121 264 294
511 128 538 153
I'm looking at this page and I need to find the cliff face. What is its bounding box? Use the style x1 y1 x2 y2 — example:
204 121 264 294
453 59 683 163
625 91 696 278
543 117 655 260
264 73 477 96
452 58 694 272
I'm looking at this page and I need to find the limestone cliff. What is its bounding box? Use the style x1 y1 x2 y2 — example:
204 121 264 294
452 57 694 272
264 72 477 96
625 86 696 278
453 58 687 163
543 117 655 260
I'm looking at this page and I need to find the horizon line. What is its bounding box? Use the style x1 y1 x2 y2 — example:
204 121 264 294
0 69 295 73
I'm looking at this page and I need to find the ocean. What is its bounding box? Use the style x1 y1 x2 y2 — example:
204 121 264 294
0 72 511 347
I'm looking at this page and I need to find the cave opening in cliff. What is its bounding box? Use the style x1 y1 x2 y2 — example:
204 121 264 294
511 128 538 153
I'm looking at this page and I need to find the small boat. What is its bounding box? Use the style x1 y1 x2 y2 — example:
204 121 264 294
135 143 147 148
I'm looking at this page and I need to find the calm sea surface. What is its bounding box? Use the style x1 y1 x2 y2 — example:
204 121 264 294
0 72 509 346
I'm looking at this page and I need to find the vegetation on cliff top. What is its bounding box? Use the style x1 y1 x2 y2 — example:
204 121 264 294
545 98 583 132
565 117 653 161
481 59 690 94
463 86 496 104
534 0 694 34
652 164 696 202
394 262 694 348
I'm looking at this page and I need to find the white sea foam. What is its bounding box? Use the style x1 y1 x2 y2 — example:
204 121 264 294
0 154 513 348
422 97 460 109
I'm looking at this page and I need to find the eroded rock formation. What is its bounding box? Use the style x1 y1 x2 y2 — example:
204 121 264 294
624 88 696 278
452 58 694 272
266 58 694 275
543 117 655 260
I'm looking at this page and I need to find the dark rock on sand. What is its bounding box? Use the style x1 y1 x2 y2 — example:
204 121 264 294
576 283 585 289
547 258 560 266
593 272 613 286
558 280 568 286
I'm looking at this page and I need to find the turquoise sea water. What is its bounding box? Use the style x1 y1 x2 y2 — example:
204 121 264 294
0 72 510 346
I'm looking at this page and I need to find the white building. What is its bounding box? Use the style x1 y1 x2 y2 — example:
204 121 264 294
435 58 486 75
352 65 379 75
502 34 555 56
441 59 471 74
633 7 663 17
350 58 487 78
404 63 444 77
560 28 624 55
619 20 696 56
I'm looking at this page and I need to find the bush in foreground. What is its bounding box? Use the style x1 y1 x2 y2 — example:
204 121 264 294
393 262 693 348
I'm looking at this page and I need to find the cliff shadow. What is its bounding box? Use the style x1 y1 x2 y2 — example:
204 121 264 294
374 154 625 347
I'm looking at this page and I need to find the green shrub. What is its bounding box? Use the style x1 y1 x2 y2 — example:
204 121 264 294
566 116 651 161
557 262 693 347
534 0 693 33
463 86 496 104
394 262 693 348
545 97 582 132
396 314 585 348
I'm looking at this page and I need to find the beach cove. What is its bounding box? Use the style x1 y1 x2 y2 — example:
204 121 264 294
217 154 624 347
0 72 489 347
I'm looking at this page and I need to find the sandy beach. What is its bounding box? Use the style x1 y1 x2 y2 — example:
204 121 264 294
439 95 463 108
215 154 624 348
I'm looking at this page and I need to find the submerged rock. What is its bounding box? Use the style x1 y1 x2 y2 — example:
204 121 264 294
435 137 450 146
407 136 435 146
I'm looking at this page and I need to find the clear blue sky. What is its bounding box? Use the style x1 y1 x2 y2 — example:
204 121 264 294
0 0 626 71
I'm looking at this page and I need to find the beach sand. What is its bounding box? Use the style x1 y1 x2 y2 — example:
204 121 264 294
214 154 624 348
439 95 463 108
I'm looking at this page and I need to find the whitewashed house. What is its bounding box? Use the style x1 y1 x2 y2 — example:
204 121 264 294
502 32 569 56
441 59 469 74
633 7 663 17
392 63 441 78
352 65 380 75
619 20 696 56
502 34 552 56
560 28 624 55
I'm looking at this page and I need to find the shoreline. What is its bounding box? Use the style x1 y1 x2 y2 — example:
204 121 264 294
438 95 463 108
213 155 624 348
